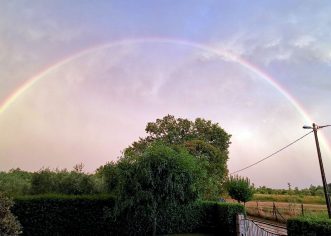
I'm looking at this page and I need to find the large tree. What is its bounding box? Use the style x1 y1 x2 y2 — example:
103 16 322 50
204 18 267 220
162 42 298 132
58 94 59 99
113 142 205 235
124 115 231 199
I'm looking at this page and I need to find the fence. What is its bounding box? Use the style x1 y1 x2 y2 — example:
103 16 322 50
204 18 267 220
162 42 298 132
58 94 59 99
245 201 327 222
237 214 287 236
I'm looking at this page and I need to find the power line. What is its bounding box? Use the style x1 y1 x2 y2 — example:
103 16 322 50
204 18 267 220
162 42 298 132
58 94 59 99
230 131 313 175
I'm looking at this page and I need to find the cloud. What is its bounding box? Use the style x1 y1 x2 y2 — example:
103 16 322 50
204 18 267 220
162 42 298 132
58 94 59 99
292 35 316 48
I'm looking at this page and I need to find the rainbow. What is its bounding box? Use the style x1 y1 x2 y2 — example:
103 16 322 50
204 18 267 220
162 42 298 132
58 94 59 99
0 37 329 153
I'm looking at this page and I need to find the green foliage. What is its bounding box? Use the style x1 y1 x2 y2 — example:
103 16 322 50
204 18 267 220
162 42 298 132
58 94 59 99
226 175 254 204
214 202 246 235
255 184 327 196
124 115 231 199
12 195 244 235
0 166 100 196
113 142 205 235
95 161 120 194
253 193 326 204
30 168 98 195
287 216 331 236
184 140 228 199
125 115 231 156
0 192 22 235
12 195 115 236
0 169 32 196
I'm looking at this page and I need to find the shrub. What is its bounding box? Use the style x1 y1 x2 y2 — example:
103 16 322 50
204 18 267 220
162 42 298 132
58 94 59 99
0 192 22 235
30 168 98 195
12 195 115 236
226 175 254 204
0 169 32 196
287 216 331 236
12 195 245 235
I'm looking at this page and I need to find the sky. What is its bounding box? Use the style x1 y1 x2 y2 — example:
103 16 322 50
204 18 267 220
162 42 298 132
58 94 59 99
1 0 331 188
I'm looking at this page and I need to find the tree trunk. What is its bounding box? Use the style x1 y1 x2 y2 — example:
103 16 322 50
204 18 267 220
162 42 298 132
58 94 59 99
152 202 157 236
152 216 156 236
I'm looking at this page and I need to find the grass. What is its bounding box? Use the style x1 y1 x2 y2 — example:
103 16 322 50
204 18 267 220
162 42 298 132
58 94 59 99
244 198 328 223
297 211 330 220
252 194 325 205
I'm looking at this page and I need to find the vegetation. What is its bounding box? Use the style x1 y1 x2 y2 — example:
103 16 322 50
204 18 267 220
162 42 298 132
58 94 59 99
12 195 244 236
255 184 330 197
287 215 331 236
226 175 254 205
0 115 235 234
124 115 231 199
112 142 205 235
252 193 326 204
8 115 331 233
30 167 98 195
0 192 22 235
0 116 231 200
0 168 32 196
12 195 115 236
0 166 100 196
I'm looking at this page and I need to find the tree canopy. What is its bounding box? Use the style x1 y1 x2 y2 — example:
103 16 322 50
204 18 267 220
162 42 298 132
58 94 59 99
125 115 231 155
112 142 205 235
123 115 231 199
226 175 254 205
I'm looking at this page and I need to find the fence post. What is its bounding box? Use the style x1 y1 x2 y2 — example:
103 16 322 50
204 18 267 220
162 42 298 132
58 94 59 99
256 201 259 216
301 203 304 216
236 214 244 236
273 202 278 221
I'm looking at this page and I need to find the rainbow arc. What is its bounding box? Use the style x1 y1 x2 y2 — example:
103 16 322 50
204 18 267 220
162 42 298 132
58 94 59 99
0 37 329 153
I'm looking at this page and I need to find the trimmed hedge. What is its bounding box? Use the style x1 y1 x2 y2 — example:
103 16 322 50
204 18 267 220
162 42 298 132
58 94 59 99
153 201 245 235
12 195 245 235
12 195 116 236
287 217 331 236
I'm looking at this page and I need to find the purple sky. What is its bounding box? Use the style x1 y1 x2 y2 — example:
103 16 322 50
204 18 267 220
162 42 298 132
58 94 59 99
1 1 331 188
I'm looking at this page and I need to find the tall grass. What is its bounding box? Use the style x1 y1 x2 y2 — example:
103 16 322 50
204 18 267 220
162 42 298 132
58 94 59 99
252 194 325 205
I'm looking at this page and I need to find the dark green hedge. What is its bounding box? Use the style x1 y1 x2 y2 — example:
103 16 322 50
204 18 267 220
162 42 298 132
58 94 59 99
12 195 245 235
287 217 331 236
12 195 116 236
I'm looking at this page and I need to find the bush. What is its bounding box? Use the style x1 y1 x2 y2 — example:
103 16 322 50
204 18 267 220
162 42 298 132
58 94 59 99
0 192 22 235
12 195 245 235
226 175 254 204
30 169 98 195
0 169 32 196
287 216 331 236
161 201 245 235
12 195 115 236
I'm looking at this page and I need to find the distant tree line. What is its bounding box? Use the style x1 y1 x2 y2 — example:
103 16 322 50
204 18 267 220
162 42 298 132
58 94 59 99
0 115 231 201
254 184 330 196
0 165 101 196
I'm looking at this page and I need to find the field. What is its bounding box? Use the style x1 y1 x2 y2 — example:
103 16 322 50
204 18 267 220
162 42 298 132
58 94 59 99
245 194 327 223
252 194 325 205
246 201 327 222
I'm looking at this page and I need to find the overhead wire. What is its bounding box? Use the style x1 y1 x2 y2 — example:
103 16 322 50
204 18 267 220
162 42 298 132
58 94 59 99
230 130 313 175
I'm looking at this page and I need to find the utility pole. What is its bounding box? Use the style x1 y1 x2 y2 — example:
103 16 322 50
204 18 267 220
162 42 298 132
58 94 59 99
304 123 331 218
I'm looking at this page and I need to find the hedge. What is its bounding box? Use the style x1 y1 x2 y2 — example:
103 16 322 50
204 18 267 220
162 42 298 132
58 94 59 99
287 217 331 236
12 195 116 236
12 195 245 235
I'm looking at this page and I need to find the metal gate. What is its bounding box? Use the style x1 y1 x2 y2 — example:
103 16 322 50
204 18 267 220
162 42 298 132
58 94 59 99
237 214 287 236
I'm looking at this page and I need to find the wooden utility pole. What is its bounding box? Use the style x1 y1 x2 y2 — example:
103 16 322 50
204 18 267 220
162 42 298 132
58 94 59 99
311 123 331 219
